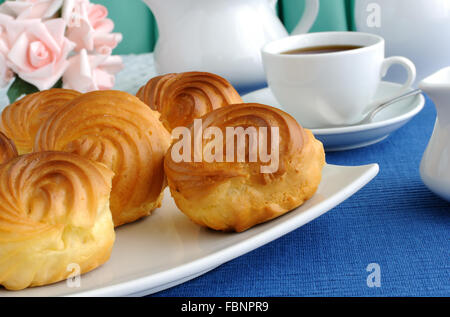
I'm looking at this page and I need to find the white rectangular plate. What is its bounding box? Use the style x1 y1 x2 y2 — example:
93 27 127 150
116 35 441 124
0 163 379 297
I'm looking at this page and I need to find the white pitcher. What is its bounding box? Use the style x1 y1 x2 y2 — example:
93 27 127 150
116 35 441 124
354 0 450 86
143 0 319 93
419 67 450 202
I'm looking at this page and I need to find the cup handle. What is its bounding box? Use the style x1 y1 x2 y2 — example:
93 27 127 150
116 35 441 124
291 0 320 35
371 56 416 107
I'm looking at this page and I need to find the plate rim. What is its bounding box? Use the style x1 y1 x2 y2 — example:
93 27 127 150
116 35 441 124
67 163 380 297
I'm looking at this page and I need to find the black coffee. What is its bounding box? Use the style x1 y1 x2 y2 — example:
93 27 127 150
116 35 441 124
282 45 363 55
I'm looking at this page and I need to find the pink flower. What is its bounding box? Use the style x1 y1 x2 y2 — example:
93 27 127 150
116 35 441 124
0 54 14 88
0 13 13 87
0 0 63 20
63 48 123 92
64 1 122 53
7 18 75 90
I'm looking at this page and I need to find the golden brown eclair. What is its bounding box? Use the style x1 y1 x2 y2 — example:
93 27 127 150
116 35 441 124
136 72 243 132
0 89 82 154
0 132 18 165
164 103 326 232
34 90 172 227
0 151 115 290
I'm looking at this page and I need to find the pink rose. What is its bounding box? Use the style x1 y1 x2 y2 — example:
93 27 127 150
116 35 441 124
0 13 13 87
0 0 63 20
0 14 13 54
63 48 123 92
0 54 14 88
65 2 122 53
7 18 75 90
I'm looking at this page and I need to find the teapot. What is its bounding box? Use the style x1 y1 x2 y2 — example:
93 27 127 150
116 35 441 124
354 0 450 86
419 67 450 202
143 0 319 93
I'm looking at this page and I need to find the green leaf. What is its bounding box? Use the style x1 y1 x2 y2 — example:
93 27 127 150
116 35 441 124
52 78 63 89
6 77 64 103
7 77 39 103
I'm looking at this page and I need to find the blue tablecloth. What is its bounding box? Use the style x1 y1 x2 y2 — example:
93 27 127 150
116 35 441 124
152 95 449 297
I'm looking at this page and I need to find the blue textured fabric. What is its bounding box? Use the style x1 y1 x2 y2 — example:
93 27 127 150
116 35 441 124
151 96 450 297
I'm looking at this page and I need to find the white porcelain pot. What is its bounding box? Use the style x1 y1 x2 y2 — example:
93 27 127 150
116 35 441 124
419 67 450 202
355 0 450 86
143 0 319 93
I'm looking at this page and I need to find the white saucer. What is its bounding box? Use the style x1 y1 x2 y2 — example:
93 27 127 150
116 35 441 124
242 81 425 151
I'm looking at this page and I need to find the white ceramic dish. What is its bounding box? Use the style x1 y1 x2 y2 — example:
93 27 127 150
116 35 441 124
243 81 425 151
419 67 450 202
262 32 415 128
0 163 379 297
143 0 319 92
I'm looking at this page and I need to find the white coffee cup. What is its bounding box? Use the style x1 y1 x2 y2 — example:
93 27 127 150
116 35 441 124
261 32 416 128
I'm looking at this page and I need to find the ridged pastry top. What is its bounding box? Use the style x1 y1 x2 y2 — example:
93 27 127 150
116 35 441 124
136 72 243 132
164 103 306 198
34 90 172 226
0 151 113 240
0 132 18 165
0 89 82 154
